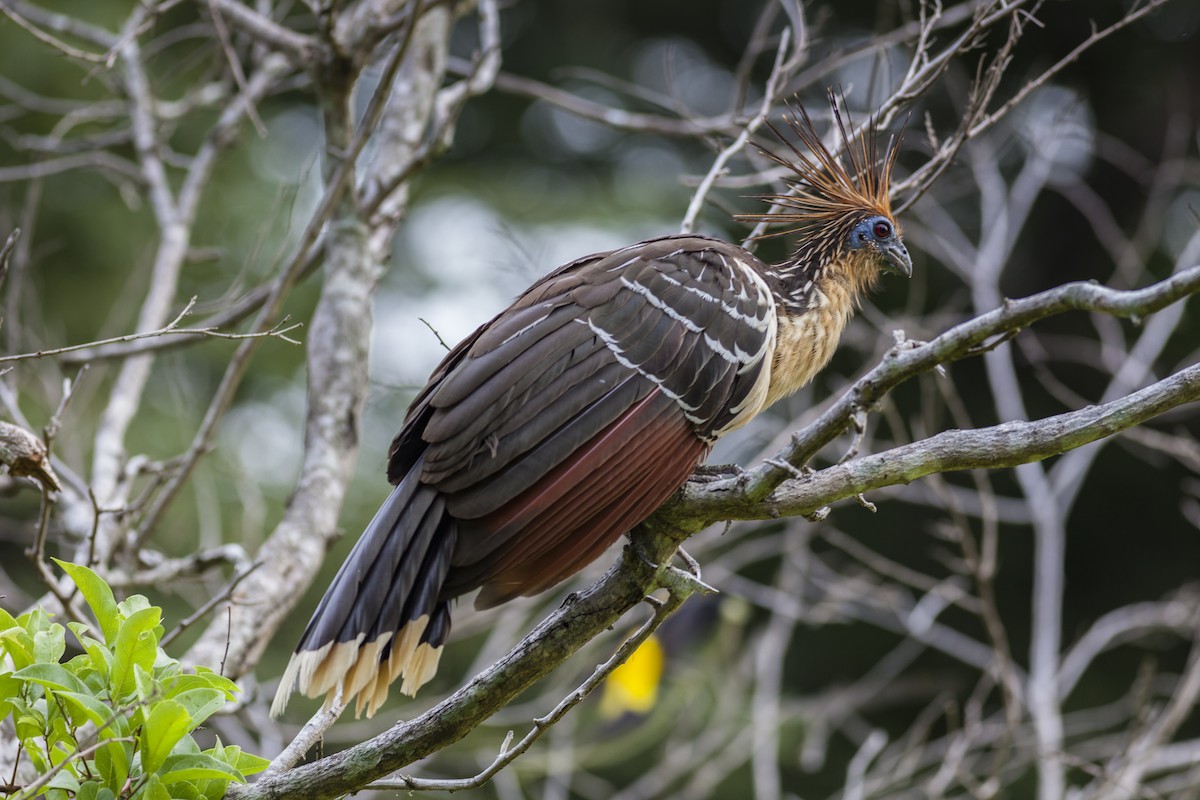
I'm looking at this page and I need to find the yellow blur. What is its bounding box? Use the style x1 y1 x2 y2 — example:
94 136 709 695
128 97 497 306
600 635 665 719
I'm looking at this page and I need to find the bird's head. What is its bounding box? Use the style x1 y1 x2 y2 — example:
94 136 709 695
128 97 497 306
738 94 911 304
848 214 911 279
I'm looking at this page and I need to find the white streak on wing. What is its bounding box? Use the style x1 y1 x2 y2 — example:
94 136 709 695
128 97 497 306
620 277 703 333
583 317 703 421
658 384 703 416
735 337 770 375
499 310 551 345
583 318 635 370
703 333 738 364
590 249 781 434
605 254 644 273
682 285 720 304
717 319 776 434
624 270 765 365
718 268 779 433
681 284 771 331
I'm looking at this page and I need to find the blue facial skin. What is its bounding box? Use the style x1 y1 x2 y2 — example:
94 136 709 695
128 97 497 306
850 214 912 277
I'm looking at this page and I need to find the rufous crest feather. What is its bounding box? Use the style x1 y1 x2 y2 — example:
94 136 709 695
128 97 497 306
738 90 900 237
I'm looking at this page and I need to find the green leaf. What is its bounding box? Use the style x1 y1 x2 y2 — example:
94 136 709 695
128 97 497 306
0 606 20 631
45 765 81 793
0 627 35 669
134 773 173 800
155 658 182 685
164 672 237 704
158 753 242 785
47 711 74 752
94 739 130 794
0 672 20 719
171 688 225 728
190 666 239 694
23 606 51 635
117 594 151 618
108 607 162 701
33 624 66 663
196 742 268 800
16 711 43 739
7 695 30 719
168 782 204 800
21 732 48 770
76 781 116 800
55 560 120 643
198 778 226 800
64 652 98 684
13 662 91 695
223 747 269 778
134 664 156 702
172 734 201 755
48 739 75 768
55 690 115 730
139 699 192 774
68 624 113 683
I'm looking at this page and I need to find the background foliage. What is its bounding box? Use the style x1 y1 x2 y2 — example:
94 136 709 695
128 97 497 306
0 562 267 799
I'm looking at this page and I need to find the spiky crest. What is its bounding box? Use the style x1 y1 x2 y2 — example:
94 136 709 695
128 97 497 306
738 91 899 239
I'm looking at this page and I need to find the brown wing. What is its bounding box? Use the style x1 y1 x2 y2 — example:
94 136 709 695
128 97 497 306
392 234 777 608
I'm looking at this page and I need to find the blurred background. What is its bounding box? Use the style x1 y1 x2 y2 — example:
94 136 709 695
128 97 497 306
2 0 1200 797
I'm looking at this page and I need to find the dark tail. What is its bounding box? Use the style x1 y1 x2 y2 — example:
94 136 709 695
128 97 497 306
272 469 456 718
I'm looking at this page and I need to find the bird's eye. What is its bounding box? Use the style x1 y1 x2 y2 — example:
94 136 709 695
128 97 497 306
873 220 892 239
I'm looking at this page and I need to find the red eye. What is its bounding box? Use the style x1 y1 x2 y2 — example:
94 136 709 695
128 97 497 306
873 220 892 239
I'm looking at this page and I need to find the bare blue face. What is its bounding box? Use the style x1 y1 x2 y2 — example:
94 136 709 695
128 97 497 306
850 214 912 277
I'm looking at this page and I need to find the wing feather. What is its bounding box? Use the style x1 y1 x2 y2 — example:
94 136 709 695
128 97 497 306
446 388 707 606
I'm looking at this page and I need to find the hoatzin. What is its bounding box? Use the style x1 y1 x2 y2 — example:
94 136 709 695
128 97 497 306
273 100 911 719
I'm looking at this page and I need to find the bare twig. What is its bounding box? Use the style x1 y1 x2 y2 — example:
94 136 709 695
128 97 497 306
0 228 20 299
200 0 319 63
680 26 795 234
0 298 301 365
159 558 263 648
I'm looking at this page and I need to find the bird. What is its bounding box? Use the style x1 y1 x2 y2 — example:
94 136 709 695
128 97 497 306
272 97 912 719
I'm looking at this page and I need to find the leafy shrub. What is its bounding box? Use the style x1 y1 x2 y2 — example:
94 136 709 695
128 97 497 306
0 561 267 799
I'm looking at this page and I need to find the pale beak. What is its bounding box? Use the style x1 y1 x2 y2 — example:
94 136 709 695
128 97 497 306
880 240 912 278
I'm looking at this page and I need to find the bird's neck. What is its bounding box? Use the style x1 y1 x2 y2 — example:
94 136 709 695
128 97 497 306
760 251 875 409
764 244 880 315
